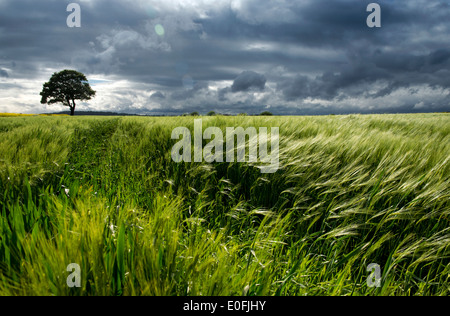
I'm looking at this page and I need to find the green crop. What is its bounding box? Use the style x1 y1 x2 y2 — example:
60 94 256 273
0 113 448 296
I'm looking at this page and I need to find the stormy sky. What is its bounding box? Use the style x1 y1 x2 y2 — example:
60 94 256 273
0 0 449 115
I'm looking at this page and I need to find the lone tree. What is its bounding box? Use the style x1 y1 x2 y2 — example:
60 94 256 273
40 69 96 116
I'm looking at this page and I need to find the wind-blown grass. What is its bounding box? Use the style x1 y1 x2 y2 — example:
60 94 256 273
0 113 448 295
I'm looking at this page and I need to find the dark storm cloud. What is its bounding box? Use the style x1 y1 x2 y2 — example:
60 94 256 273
0 0 449 114
373 49 450 74
218 70 266 101
0 68 8 78
231 71 266 92
280 46 450 102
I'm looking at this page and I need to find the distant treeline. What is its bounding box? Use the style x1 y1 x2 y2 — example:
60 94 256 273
44 111 139 116
44 111 275 116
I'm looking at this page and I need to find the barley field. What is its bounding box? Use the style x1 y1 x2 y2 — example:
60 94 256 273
0 114 448 296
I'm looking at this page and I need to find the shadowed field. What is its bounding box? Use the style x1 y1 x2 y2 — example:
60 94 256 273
0 113 448 295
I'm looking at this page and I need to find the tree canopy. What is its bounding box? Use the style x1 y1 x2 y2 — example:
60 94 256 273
40 70 96 116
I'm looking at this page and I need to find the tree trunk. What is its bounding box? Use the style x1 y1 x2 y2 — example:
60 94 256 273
66 96 75 116
69 99 76 116
72 99 76 116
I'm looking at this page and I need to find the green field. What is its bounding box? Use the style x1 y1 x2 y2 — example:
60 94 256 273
0 114 448 296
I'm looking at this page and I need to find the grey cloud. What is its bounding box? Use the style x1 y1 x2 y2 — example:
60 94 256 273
218 87 230 101
170 81 209 101
428 49 450 65
218 70 267 101
231 71 266 92
150 91 165 99
0 68 8 78
280 66 388 101
280 45 450 102
373 49 450 74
